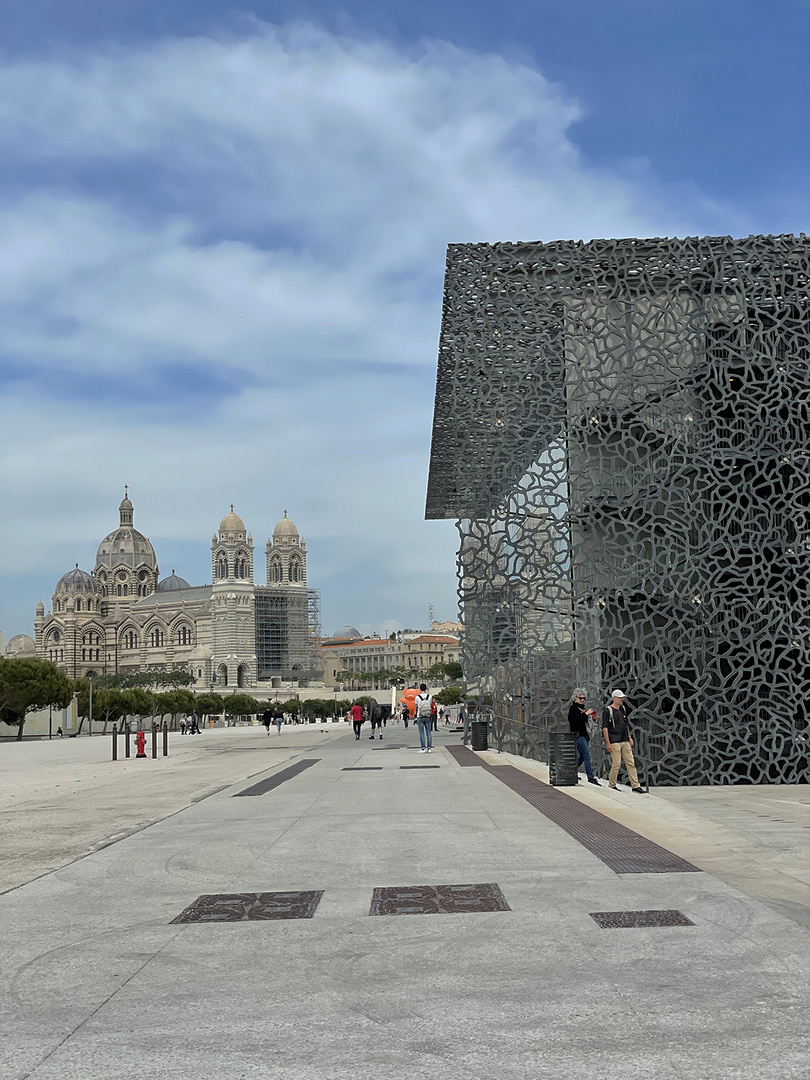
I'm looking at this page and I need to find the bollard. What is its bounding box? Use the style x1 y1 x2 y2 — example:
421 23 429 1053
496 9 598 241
112 724 118 761
135 730 147 758
162 721 168 757
151 722 157 759
125 725 130 758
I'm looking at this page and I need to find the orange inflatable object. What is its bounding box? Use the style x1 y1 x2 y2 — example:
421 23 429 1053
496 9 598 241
399 687 420 718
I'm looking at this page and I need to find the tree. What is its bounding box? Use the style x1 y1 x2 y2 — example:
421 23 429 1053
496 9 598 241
0 658 73 740
444 661 463 682
118 688 154 728
195 692 224 718
434 685 464 706
278 697 300 718
224 694 259 718
301 698 331 720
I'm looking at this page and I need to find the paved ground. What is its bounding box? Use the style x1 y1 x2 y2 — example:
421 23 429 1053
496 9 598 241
2 724 809 1079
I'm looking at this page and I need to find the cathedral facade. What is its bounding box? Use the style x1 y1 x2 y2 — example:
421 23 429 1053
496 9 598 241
34 494 318 689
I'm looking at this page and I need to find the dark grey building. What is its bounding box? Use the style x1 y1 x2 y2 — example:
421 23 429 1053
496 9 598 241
427 234 810 784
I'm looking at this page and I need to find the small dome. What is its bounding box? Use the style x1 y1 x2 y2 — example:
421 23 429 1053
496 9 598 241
6 633 36 657
36 600 45 615
120 494 133 510
273 511 299 538
156 571 191 592
56 565 98 595
219 505 246 535
332 626 361 641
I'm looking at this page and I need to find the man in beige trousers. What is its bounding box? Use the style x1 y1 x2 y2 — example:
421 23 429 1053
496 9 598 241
601 690 646 794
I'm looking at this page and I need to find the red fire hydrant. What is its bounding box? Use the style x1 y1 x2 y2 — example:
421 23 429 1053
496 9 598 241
135 730 147 758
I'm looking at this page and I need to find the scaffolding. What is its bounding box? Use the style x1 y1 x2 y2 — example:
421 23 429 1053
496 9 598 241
255 586 321 683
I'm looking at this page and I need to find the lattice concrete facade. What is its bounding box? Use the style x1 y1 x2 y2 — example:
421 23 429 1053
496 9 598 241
427 235 810 784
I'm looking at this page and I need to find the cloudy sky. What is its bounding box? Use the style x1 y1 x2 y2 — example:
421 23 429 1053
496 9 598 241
1 1 808 640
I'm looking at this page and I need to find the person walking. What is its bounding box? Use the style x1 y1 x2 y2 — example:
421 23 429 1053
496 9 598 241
369 701 383 740
415 684 433 753
400 703 410 729
262 710 273 736
568 689 600 786
430 699 438 732
274 711 283 735
350 702 364 740
601 691 645 793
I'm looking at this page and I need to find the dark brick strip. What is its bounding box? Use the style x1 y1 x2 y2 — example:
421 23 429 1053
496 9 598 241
233 759 319 796
487 765 701 874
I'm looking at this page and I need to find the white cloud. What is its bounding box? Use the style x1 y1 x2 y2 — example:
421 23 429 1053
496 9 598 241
0 21 736 637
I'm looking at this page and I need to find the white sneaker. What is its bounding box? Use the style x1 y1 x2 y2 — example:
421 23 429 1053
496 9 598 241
418 748 427 753
426 748 432 753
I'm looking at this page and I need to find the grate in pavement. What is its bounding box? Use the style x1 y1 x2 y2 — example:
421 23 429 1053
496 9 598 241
342 767 383 771
590 909 694 929
233 759 319 797
487 765 700 874
399 765 441 769
446 744 486 766
171 891 324 923
370 882 510 916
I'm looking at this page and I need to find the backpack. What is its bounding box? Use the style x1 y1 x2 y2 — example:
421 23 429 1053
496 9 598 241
417 695 432 718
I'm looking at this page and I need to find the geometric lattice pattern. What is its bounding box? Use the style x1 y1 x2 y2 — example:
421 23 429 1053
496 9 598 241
590 909 694 928
369 883 510 916
170 891 324 922
427 235 810 784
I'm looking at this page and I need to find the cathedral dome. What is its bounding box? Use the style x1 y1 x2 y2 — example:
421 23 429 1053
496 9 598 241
332 626 361 641
56 565 98 595
6 633 36 657
96 528 157 570
219 507 246 536
156 571 191 592
95 492 158 571
273 512 299 538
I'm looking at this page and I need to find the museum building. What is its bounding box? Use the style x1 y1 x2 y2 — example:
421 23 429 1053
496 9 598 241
34 494 320 689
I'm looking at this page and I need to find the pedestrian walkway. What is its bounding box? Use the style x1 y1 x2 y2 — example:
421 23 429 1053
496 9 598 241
2 726 809 1080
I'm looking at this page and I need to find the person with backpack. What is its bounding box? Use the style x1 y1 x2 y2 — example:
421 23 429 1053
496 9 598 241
414 684 433 753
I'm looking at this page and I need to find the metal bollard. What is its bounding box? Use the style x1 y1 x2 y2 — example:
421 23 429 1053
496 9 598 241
162 721 168 757
151 723 157 759
125 726 130 758
112 724 118 761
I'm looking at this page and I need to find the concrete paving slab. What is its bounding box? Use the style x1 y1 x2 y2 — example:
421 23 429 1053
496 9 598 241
1 729 809 1079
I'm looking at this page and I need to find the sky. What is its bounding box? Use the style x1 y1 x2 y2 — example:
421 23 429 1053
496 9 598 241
1 1 809 641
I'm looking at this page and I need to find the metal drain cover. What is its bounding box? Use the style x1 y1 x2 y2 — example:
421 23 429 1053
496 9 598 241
370 883 510 916
171 891 324 923
590 909 694 929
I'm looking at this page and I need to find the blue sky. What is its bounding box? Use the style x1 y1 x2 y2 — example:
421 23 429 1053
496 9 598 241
1 1 808 640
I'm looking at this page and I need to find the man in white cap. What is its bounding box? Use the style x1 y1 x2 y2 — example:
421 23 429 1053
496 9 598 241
601 690 645 793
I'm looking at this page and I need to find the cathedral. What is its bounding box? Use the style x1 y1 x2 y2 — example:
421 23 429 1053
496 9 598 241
34 493 320 689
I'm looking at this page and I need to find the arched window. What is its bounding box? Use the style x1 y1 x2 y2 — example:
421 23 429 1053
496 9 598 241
117 585 122 596
123 629 137 650
271 559 282 583
75 599 82 611
149 627 165 648
289 560 300 582
217 558 227 579
176 625 192 646
122 584 128 596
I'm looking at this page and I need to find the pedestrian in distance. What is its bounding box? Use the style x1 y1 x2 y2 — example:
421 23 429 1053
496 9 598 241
275 711 283 734
350 702 365 740
415 684 433 753
602 691 646 793
568 689 600 786
56 726 63 738
180 716 187 735
430 699 438 732
262 710 273 736
369 701 383 740
401 703 410 729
